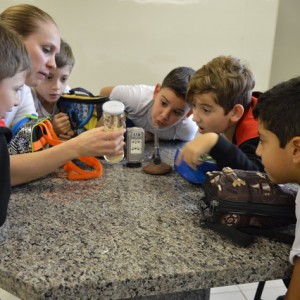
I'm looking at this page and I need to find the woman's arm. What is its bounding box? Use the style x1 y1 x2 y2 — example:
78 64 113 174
10 126 125 186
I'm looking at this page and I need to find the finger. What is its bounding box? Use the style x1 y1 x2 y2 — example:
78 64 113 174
175 151 183 166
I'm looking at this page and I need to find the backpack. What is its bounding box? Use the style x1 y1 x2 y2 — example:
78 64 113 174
199 167 297 247
57 87 109 135
8 115 103 180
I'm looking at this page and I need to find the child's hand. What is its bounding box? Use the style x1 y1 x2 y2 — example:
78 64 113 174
176 133 219 170
53 112 73 137
59 130 75 141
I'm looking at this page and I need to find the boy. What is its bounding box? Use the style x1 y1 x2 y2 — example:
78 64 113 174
253 77 300 300
33 39 74 140
177 55 264 171
99 67 198 142
0 22 31 226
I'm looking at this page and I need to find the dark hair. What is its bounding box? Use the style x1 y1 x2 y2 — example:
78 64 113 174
0 22 31 81
253 76 300 148
187 55 255 114
55 39 75 69
161 67 195 101
0 4 57 39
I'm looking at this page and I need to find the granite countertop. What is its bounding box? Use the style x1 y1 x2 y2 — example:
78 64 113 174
0 141 293 299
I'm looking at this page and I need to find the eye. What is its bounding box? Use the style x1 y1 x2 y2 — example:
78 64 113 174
160 98 168 107
173 110 184 117
201 106 212 114
42 46 51 54
61 76 68 83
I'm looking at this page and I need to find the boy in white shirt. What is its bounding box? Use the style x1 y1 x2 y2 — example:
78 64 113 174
100 67 198 142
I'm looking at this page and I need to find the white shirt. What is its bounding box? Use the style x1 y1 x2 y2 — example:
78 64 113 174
290 189 300 264
109 84 197 141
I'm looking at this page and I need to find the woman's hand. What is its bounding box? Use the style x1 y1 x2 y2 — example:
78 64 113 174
72 126 126 158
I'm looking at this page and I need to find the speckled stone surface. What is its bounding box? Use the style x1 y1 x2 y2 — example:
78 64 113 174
0 141 293 299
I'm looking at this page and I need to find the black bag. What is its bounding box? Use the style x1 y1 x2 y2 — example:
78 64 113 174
199 167 297 247
57 87 109 135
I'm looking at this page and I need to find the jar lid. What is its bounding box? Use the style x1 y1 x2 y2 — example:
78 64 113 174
103 101 125 115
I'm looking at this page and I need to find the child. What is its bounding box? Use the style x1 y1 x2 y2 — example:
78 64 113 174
99 67 198 142
252 77 300 300
177 55 264 171
0 22 31 226
33 39 75 139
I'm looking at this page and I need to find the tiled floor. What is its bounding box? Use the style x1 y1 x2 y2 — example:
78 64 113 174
210 279 287 300
0 280 287 300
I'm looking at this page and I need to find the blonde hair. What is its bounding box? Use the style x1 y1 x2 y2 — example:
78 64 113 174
0 4 57 39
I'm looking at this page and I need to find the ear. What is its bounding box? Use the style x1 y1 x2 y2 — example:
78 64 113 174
291 136 300 164
229 104 244 123
153 83 161 97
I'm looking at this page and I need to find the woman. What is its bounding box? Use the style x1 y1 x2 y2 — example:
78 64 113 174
0 4 125 186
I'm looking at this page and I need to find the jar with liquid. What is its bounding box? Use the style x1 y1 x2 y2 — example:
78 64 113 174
102 100 125 163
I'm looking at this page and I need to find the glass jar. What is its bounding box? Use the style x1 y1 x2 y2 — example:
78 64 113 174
102 101 125 163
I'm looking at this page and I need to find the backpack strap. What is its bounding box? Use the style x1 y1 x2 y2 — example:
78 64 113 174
63 156 103 180
240 227 295 245
12 114 38 136
202 221 255 247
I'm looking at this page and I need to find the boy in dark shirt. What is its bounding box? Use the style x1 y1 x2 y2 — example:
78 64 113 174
253 77 300 299
177 55 263 171
0 22 31 226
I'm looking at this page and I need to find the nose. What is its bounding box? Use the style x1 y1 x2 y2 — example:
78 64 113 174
255 142 262 157
52 80 60 91
192 109 201 123
47 55 57 69
161 109 171 121
14 91 21 106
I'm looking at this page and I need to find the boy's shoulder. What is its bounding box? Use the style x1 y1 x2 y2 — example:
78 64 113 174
0 119 6 127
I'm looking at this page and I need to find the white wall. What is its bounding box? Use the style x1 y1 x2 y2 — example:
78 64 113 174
0 0 279 94
269 0 300 87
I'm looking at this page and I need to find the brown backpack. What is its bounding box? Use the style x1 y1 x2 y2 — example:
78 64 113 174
199 167 297 247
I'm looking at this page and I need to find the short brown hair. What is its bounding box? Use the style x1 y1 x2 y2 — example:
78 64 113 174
187 55 255 114
56 39 75 69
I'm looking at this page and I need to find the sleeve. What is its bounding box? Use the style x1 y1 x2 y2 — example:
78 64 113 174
4 85 37 128
173 115 198 141
0 127 12 227
109 85 152 116
290 190 300 264
210 135 264 171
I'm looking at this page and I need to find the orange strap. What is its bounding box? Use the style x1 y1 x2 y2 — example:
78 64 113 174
35 120 103 180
